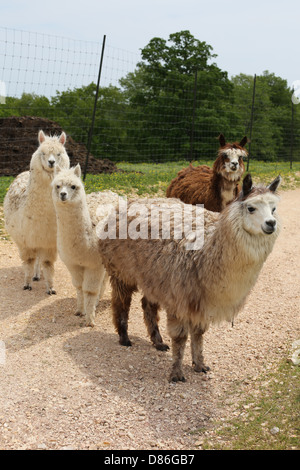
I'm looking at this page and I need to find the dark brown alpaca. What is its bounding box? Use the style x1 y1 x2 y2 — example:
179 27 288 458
166 134 248 212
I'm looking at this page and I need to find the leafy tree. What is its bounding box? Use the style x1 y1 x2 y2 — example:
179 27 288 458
0 93 51 118
120 30 237 161
232 72 299 162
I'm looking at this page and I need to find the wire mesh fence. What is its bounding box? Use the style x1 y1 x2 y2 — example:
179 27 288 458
0 26 299 177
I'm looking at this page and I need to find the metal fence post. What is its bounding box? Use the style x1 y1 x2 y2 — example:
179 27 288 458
246 74 256 172
83 34 106 180
290 98 294 170
189 69 198 161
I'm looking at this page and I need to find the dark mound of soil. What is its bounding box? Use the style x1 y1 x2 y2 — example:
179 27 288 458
0 116 118 176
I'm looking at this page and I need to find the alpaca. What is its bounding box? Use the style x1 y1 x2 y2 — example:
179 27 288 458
98 174 281 382
166 134 247 212
52 164 120 327
4 130 70 293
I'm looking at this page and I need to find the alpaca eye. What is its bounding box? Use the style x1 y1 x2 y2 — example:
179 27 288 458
57 153 61 157
247 207 256 213
71 185 76 190
272 207 276 213
56 185 60 189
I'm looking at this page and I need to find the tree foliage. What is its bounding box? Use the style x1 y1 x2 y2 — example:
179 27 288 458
1 31 298 163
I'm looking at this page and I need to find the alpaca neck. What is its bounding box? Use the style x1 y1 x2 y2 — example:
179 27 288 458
56 197 93 240
25 168 54 211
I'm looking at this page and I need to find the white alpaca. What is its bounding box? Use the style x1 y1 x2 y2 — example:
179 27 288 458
98 174 281 382
4 130 70 293
52 164 120 326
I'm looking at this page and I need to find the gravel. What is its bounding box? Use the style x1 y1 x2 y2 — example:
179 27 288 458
0 188 299 450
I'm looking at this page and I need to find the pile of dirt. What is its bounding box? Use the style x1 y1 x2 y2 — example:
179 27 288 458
0 116 118 176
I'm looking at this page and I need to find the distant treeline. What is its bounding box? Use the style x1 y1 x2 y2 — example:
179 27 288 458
1 31 299 162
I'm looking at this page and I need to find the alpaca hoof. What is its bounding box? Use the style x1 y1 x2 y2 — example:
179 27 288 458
119 337 132 347
86 322 95 328
75 311 84 317
155 342 170 351
47 289 56 295
169 373 186 383
193 362 210 373
32 276 40 282
23 285 32 291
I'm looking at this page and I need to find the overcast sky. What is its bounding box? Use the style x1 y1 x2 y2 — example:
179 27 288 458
1 0 299 89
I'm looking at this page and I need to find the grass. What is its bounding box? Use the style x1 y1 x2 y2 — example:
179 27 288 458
84 160 300 199
199 354 300 450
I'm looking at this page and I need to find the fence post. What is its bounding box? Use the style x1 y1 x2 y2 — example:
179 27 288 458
290 98 294 170
83 34 106 180
189 69 198 161
246 74 256 172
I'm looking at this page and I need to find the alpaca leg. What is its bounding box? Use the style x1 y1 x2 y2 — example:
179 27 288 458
70 267 84 316
141 296 169 351
75 288 84 316
83 291 99 327
82 269 102 327
98 270 109 301
33 257 41 281
42 260 55 295
111 276 135 347
40 249 56 295
167 313 188 382
190 324 210 373
19 247 36 290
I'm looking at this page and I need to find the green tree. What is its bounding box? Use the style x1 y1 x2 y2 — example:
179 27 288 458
0 93 51 118
120 30 238 162
232 71 299 161
51 83 128 159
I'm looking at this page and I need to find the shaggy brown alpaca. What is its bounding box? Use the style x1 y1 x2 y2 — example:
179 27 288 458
166 134 248 212
98 174 281 382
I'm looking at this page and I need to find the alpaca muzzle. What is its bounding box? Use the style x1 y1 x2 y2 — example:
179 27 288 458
48 157 56 168
262 219 277 234
60 191 67 201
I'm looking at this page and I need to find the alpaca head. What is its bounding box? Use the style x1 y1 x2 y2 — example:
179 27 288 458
237 173 281 236
30 130 70 175
214 134 247 182
52 164 85 206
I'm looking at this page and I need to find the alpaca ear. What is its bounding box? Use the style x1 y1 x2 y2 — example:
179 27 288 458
242 173 253 197
73 163 81 178
59 131 67 146
268 175 281 192
239 136 248 147
218 134 226 147
38 130 46 144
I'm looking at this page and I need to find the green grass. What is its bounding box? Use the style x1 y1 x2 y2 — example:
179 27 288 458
83 160 300 199
199 355 300 450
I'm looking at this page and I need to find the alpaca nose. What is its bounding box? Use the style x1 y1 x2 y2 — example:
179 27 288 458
231 161 238 170
266 219 276 228
48 157 55 168
265 219 276 231
60 191 67 201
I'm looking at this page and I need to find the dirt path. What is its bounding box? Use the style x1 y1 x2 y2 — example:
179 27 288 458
0 189 299 450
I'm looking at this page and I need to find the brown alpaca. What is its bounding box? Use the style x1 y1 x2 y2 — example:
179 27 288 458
98 174 281 382
166 134 248 212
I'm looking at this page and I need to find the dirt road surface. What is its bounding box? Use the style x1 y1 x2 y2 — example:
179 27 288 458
0 189 299 450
